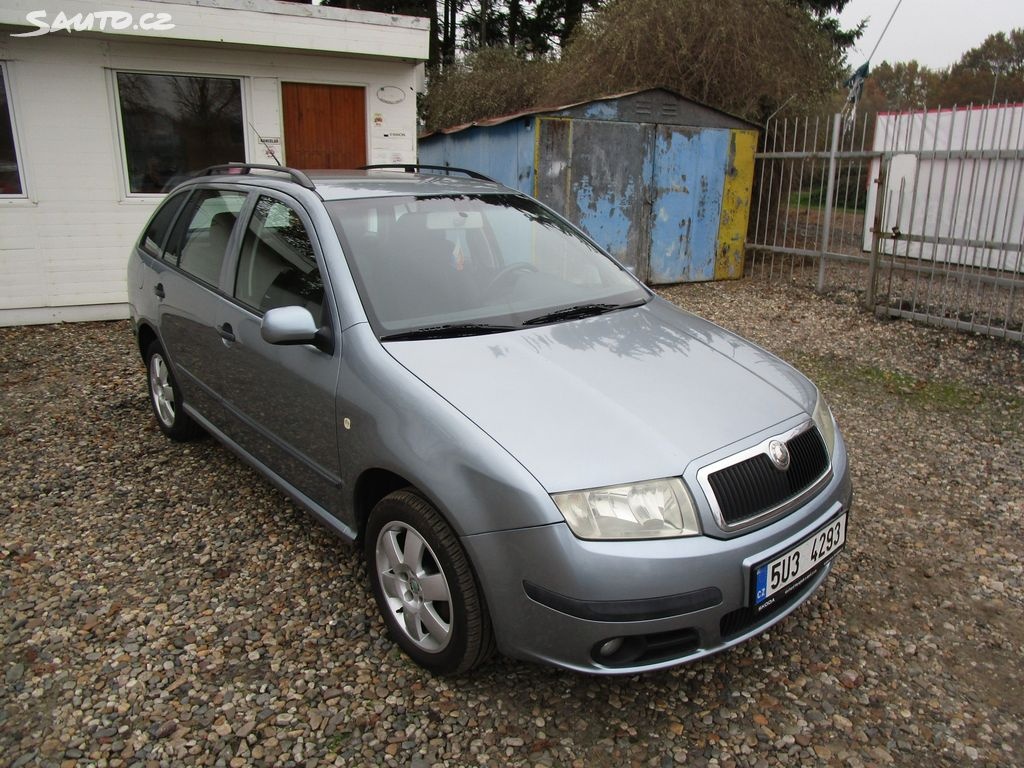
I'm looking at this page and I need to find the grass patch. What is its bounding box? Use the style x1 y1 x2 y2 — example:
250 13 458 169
855 367 983 409
788 190 866 212
325 732 349 752
794 354 1022 427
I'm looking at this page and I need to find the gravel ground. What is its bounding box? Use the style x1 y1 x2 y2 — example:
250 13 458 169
2 279 1022 768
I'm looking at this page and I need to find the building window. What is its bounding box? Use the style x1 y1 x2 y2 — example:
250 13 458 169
116 72 245 194
1 66 23 196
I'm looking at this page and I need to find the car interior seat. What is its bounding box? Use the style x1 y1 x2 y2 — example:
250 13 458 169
374 213 466 323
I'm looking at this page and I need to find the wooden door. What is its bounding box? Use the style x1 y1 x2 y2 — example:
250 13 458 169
281 83 366 169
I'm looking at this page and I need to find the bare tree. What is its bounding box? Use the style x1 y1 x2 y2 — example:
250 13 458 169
547 0 849 122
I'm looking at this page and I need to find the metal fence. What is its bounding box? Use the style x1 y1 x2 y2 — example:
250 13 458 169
747 107 1024 342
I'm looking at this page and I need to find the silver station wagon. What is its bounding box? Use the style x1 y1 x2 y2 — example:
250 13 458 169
127 163 851 675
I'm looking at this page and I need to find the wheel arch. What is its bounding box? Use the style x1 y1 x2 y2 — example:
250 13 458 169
353 468 415 542
136 322 159 364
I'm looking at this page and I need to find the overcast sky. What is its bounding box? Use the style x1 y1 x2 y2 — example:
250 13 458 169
837 0 1024 70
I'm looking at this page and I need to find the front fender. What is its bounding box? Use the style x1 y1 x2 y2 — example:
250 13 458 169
335 323 562 537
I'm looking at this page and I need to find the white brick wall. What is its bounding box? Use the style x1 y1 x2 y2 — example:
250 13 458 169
0 4 425 325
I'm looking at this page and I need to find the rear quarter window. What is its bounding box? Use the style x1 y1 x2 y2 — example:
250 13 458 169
139 192 188 259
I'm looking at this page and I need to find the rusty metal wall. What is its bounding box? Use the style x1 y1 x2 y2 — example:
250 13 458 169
551 90 754 130
561 119 653 281
535 118 572 213
419 92 758 286
541 121 755 284
716 130 759 280
417 119 536 194
648 127 727 283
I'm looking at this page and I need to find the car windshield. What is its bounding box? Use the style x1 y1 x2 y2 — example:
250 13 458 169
327 193 649 339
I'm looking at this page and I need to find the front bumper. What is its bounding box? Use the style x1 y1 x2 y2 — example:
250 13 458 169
463 461 852 674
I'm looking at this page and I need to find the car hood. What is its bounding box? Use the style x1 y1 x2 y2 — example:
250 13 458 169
384 298 817 492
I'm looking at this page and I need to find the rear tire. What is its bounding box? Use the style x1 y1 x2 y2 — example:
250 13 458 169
365 490 495 674
145 340 202 442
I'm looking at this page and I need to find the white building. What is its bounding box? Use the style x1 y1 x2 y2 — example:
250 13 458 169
863 104 1024 273
0 0 428 325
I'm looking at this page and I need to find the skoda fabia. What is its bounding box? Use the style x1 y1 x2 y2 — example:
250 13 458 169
128 164 851 674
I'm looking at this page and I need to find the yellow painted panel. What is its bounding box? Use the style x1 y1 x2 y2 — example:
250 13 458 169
715 129 758 280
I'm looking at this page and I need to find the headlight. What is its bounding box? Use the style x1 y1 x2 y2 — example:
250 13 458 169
552 478 701 540
812 391 837 459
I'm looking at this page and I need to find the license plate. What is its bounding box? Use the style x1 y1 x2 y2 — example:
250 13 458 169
753 512 847 611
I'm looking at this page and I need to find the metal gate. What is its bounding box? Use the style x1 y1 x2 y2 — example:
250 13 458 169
748 107 1024 342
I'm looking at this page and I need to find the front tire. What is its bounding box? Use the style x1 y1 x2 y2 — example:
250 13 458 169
365 490 495 674
145 340 202 442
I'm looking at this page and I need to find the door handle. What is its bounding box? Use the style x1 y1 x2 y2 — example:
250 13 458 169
154 283 165 299
217 323 236 343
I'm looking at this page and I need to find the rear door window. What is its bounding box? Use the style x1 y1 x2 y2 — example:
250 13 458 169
164 189 248 287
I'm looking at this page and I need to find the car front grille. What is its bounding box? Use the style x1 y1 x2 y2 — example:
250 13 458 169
706 426 829 528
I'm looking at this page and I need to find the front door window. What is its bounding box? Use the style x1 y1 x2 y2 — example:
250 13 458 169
234 195 324 317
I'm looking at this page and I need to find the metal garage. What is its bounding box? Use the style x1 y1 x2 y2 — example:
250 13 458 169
419 88 758 284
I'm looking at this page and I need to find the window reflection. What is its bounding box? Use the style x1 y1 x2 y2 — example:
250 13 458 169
0 68 22 195
116 72 244 194
236 196 324 318
329 194 647 333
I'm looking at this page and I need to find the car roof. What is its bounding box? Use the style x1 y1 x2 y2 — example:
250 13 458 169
309 170 508 201
176 166 510 201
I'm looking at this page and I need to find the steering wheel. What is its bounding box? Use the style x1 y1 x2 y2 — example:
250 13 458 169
485 262 538 294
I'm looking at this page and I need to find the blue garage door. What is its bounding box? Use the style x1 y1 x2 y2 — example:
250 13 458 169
648 126 729 283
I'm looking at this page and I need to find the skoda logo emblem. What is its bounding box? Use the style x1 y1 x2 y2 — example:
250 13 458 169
767 440 790 471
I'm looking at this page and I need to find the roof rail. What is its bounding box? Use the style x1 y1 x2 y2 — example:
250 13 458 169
359 164 497 184
196 163 316 190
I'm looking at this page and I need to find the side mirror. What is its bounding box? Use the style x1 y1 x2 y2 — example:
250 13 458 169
261 305 319 346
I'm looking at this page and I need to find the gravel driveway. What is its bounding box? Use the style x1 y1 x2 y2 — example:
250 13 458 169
2 279 1022 767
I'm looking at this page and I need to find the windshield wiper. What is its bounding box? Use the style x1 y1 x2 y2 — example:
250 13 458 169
380 323 518 342
522 299 646 326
